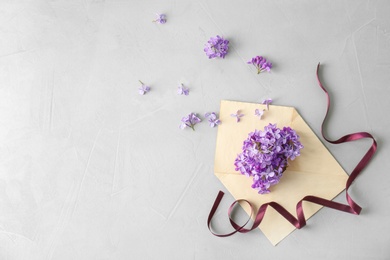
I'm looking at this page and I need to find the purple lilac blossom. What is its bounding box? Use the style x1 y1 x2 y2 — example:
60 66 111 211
261 98 272 110
153 14 166 24
255 109 265 119
234 123 303 194
204 35 229 59
179 113 201 131
205 112 221 127
247 56 272 74
177 83 189 96
138 80 151 95
230 110 244 122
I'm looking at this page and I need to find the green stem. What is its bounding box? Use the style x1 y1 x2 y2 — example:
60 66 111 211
185 123 195 131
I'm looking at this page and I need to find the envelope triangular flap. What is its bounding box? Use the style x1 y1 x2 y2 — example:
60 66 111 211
214 100 348 245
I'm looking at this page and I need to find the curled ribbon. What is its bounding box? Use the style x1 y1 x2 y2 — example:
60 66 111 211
207 63 378 237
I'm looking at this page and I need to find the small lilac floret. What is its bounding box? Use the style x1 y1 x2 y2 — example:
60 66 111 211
205 112 221 128
261 98 273 110
138 80 150 95
153 14 166 24
255 109 265 119
177 83 189 96
230 110 244 122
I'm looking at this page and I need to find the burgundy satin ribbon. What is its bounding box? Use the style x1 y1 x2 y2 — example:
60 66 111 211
208 63 378 236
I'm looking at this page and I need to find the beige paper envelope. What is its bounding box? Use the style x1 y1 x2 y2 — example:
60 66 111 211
214 100 348 246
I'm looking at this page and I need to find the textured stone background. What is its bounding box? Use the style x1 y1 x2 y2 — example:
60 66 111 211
0 1 389 259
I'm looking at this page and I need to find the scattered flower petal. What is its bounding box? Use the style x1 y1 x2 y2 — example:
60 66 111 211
138 80 151 95
205 112 221 127
255 109 265 119
153 13 166 24
230 110 244 122
204 35 229 59
177 83 189 96
180 113 201 131
247 56 272 74
261 98 272 110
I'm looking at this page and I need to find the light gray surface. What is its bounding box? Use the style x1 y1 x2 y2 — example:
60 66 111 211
1 0 389 259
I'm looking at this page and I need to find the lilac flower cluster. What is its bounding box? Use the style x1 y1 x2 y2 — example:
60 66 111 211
180 113 202 131
247 56 272 74
204 35 229 59
234 124 303 194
